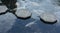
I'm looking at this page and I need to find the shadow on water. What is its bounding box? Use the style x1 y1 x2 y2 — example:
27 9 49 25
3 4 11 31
40 18 57 24
1 0 17 9
0 0 17 15
0 10 8 15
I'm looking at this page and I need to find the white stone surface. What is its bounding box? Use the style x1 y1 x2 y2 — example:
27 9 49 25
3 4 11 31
15 9 32 18
40 12 57 22
0 6 8 13
0 12 16 33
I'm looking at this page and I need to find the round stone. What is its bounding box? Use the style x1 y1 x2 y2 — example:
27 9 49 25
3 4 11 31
40 12 57 24
0 6 8 14
15 9 32 19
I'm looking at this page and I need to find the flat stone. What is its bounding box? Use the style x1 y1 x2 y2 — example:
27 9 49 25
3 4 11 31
0 6 8 14
40 12 57 24
15 9 32 19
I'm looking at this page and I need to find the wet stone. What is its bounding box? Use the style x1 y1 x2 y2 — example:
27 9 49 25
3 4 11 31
15 9 32 19
40 12 57 24
0 6 8 15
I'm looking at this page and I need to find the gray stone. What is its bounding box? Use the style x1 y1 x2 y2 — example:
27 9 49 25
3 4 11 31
15 9 32 19
0 6 7 13
40 12 57 24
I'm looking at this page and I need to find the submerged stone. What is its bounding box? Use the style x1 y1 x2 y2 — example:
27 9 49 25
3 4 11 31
40 12 57 24
15 9 32 19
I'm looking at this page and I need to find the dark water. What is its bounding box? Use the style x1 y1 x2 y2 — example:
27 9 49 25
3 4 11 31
0 0 60 33
6 18 56 33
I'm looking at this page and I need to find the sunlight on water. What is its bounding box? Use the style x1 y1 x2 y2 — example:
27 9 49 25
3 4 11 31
17 0 60 25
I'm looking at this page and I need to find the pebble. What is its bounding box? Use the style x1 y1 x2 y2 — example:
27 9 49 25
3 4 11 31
15 9 32 19
40 12 57 24
0 6 8 14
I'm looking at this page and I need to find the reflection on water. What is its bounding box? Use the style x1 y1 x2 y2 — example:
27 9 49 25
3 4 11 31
0 0 60 33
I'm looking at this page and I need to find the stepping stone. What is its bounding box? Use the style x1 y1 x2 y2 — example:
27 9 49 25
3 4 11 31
40 12 57 24
15 9 32 19
0 6 8 15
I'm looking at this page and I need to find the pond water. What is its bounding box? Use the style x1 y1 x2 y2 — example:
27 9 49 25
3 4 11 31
0 0 60 33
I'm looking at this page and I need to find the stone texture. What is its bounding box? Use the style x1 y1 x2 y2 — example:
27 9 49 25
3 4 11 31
15 9 32 19
40 12 57 24
0 6 7 14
